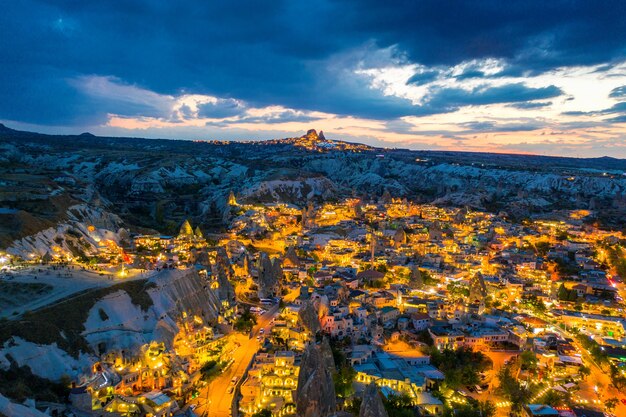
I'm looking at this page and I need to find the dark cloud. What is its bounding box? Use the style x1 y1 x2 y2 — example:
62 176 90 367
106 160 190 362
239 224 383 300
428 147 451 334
459 121 544 133
607 115 626 123
609 86 626 99
239 112 322 125
406 70 440 85
0 0 624 126
197 100 245 119
426 83 562 110
509 101 552 109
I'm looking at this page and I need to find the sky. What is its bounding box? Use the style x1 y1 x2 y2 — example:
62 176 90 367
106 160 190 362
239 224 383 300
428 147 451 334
1 1 626 157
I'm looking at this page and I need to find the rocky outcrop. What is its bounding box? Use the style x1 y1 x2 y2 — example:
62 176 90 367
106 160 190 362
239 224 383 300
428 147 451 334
296 341 337 417
320 337 336 373
83 268 222 354
213 247 236 302
298 300 321 334
257 252 282 298
284 245 300 268
468 271 487 303
359 383 389 417
6 204 125 259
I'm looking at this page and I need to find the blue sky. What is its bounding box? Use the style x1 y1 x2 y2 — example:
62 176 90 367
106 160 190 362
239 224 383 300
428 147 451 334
1 0 626 156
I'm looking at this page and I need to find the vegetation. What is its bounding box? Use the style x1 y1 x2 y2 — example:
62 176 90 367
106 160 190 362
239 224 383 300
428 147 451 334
382 392 414 417
574 333 608 365
333 364 356 399
539 390 565 407
557 283 579 302
234 308 257 332
443 401 496 417
519 350 538 372
0 361 70 403
446 281 469 298
251 410 272 417
605 397 619 413
521 294 547 314
345 397 362 416
430 347 492 389
497 365 532 412
200 360 226 381
0 279 155 357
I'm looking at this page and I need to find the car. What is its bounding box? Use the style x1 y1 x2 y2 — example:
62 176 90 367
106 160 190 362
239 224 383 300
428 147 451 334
231 376 239 384
259 328 265 334
621 398 626 405
467 386 476 393
256 335 262 341
474 385 483 393
458 390 468 397
227 386 234 394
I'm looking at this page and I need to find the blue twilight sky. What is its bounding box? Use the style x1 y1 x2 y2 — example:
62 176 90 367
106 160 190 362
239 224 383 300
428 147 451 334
1 0 626 157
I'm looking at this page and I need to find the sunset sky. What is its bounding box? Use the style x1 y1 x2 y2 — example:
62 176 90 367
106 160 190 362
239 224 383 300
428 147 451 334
1 1 626 157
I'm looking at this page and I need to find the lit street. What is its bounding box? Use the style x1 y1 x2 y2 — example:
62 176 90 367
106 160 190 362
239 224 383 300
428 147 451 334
191 304 280 417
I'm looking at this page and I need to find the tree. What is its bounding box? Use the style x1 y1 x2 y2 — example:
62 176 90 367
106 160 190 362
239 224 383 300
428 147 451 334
605 397 619 413
252 409 272 417
540 390 564 407
200 360 224 381
383 393 414 417
520 350 538 372
430 347 492 389
478 400 496 417
579 365 591 379
333 365 356 399
497 366 531 412
234 309 257 332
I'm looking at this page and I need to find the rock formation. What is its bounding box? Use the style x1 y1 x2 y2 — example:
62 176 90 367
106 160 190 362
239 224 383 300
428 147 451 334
257 252 282 298
359 383 389 417
305 129 319 140
296 341 337 417
409 265 424 289
179 219 194 237
213 247 236 302
393 228 406 247
298 300 321 334
468 271 487 303
283 245 300 268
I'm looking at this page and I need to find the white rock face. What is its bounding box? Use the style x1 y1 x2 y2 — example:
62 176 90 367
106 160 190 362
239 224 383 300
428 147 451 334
7 204 124 258
0 337 94 381
0 393 51 417
0 268 222 381
83 268 222 355
240 177 338 201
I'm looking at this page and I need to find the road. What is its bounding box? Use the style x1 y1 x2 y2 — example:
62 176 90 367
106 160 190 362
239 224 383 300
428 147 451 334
565 331 626 416
469 350 519 417
192 304 280 417
535 316 626 416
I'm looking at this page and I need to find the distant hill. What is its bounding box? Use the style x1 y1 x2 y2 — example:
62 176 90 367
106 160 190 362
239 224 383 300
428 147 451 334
1 124 626 243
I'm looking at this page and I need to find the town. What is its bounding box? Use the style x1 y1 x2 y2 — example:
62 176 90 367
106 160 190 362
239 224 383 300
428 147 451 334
2 194 626 417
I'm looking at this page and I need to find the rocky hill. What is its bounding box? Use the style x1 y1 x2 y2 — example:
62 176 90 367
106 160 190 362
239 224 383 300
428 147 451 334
0 268 222 381
2 124 626 245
